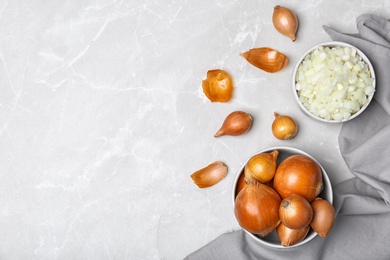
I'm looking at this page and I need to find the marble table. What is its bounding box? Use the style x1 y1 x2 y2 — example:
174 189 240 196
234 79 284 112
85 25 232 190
0 1 389 259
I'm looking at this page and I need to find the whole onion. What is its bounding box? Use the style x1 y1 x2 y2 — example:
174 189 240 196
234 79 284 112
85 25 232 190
273 155 323 202
272 5 299 42
244 150 279 183
234 182 281 237
279 194 313 229
310 198 336 237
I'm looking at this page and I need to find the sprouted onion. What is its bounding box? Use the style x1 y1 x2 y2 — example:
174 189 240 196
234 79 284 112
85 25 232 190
295 45 374 121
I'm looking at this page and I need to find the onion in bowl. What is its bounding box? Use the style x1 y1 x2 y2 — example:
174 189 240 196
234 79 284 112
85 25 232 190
293 42 375 122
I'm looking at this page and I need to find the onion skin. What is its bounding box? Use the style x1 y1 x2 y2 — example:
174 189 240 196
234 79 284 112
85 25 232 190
240 47 288 73
234 182 281 236
244 150 279 183
279 194 313 229
202 69 233 102
310 198 335 238
272 112 298 140
214 111 253 137
190 161 228 188
273 155 323 202
276 222 310 247
272 5 298 42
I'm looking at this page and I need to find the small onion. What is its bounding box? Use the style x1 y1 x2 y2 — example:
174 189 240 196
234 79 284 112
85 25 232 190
234 182 281 236
273 155 323 202
272 5 299 42
244 150 279 183
214 111 253 137
272 112 298 140
276 222 310 247
279 194 313 229
310 198 336 238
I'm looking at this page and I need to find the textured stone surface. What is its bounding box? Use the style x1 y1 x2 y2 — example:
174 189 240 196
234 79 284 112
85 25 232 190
0 1 388 259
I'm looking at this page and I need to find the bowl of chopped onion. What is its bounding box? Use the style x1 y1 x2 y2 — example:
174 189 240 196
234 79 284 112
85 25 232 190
292 41 375 123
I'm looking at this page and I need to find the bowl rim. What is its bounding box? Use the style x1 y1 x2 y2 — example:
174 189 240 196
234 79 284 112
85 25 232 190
292 41 376 123
232 146 333 249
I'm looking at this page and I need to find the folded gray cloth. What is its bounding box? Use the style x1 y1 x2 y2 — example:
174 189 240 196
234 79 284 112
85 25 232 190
185 14 390 260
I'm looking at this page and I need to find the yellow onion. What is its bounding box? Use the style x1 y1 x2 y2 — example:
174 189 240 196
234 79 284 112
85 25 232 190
310 198 335 237
279 194 313 229
202 69 233 102
244 150 279 183
234 182 281 236
276 222 310 247
272 5 299 42
272 112 298 140
240 47 288 73
273 155 323 202
214 111 253 137
190 161 227 188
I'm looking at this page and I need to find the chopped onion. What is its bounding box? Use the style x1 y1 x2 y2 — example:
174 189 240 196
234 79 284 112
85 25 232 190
295 45 374 121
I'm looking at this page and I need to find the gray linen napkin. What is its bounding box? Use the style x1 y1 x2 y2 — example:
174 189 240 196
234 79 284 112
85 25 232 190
185 14 390 260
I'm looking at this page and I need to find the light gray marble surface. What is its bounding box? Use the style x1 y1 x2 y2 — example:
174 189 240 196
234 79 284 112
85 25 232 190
0 1 389 259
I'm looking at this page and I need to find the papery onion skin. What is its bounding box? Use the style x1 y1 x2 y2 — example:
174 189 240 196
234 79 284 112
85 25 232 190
276 222 310 247
273 155 323 202
202 69 233 102
272 5 298 42
279 194 313 229
240 48 288 73
190 161 228 188
272 112 298 140
310 198 335 238
244 150 279 183
214 111 253 137
234 182 281 236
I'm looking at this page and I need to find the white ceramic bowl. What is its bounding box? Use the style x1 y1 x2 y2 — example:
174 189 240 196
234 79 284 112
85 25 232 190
232 146 333 248
292 41 376 123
